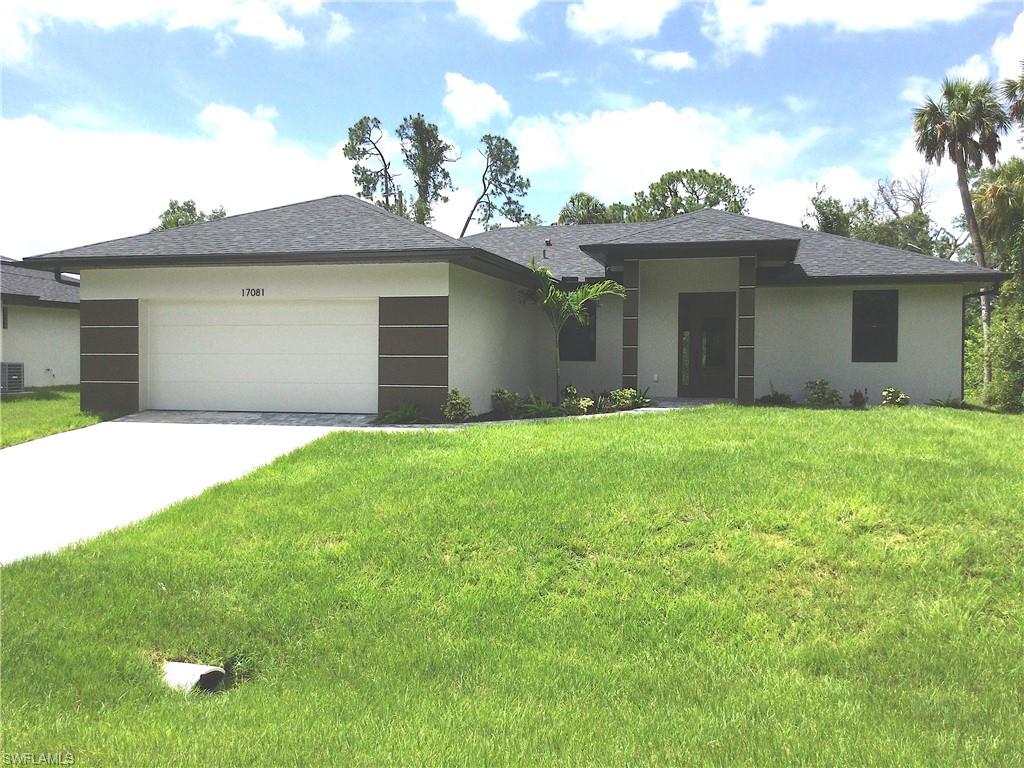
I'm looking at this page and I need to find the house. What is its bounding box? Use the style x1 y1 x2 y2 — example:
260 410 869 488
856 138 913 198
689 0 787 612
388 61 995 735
22 195 1005 415
1 256 80 390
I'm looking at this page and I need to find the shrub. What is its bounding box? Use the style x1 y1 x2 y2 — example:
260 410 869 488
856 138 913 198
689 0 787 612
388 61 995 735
929 396 968 409
522 394 564 419
491 388 524 419
982 302 1024 413
880 387 910 406
561 395 594 416
378 402 429 424
804 379 842 407
441 389 474 423
848 389 868 409
755 381 794 406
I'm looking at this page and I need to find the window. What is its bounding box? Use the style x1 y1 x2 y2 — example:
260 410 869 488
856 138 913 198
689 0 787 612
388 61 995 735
559 304 597 361
701 317 729 369
1 306 6 329
852 290 898 362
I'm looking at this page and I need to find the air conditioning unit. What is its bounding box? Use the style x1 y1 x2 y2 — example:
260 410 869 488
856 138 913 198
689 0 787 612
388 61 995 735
1 362 25 393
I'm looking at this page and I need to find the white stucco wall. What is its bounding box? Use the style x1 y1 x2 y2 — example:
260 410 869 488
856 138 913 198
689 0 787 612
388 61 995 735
637 257 739 398
80 263 450 300
756 283 965 404
0 304 80 387
560 296 624 395
447 264 551 412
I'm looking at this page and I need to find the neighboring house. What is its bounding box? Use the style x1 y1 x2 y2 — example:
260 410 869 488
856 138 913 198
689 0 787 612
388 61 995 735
0 256 80 390
22 195 1006 415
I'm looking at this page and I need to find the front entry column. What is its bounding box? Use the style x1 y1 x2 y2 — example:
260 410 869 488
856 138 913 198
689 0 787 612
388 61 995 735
737 256 756 404
622 260 638 389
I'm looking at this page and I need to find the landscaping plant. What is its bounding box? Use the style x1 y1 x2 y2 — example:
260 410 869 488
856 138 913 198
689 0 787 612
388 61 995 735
804 379 842 407
526 260 625 400
559 386 594 416
849 389 868 409
880 387 911 406
441 389 474 422
491 388 524 419
378 402 430 424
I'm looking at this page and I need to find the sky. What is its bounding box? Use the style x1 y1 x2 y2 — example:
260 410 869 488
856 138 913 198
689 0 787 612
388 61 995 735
1 0 1022 259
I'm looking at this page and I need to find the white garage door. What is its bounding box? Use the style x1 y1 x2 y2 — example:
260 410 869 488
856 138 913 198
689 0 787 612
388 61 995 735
144 299 378 413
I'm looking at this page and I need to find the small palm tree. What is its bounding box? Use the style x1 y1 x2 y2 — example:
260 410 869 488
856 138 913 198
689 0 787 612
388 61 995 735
528 260 625 399
1003 59 1024 125
914 78 1010 383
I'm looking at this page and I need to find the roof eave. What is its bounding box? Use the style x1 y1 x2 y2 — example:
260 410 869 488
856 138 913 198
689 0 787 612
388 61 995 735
759 271 1012 286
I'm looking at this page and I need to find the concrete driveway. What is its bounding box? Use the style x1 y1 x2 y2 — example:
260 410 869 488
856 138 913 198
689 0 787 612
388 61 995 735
0 415 346 564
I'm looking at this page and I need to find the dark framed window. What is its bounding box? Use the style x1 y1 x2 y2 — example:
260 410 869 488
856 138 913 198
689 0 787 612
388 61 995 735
852 290 898 362
559 304 597 361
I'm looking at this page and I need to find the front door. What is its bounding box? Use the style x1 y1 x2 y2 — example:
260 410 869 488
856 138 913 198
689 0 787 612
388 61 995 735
678 292 736 398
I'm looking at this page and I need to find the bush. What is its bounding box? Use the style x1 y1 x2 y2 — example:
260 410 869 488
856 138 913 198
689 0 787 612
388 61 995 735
755 381 794 406
491 388 524 419
983 302 1024 413
522 394 564 419
559 386 594 416
929 396 968 409
804 379 842 407
441 389 474 423
848 389 868 409
378 402 429 424
880 387 910 406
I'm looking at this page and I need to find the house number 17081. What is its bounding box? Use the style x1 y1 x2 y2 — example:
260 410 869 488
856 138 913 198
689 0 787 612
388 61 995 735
241 288 265 297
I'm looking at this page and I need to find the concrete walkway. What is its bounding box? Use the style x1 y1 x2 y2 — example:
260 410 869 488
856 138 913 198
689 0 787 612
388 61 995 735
0 419 344 564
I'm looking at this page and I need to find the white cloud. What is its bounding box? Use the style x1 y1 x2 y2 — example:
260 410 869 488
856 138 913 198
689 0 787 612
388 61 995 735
992 11 1024 81
701 0 990 55
453 0 541 41
325 11 351 44
566 0 684 42
0 104 358 258
442 72 511 129
534 70 577 86
509 101 824 212
783 95 813 113
0 0 320 62
899 75 936 105
947 53 990 81
631 48 697 71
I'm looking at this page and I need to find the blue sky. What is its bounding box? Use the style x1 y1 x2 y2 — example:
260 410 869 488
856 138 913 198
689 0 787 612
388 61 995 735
1 1 1022 258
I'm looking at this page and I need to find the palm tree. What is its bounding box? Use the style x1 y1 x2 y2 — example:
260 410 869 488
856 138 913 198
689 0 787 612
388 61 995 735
558 192 610 224
528 260 625 399
913 78 1010 383
1002 60 1024 125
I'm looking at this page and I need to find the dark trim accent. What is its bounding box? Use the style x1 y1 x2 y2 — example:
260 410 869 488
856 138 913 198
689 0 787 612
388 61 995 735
759 273 1010 286
379 326 448 356
81 326 138 354
378 356 447 387
623 290 638 318
738 316 754 346
737 377 754 405
379 296 449 326
81 382 138 414
81 299 138 326
737 347 754 377
623 261 639 289
378 385 447 415
623 317 638 347
582 239 799 264
738 287 755 317
739 257 756 286
81 354 138 382
622 374 638 389
622 347 637 376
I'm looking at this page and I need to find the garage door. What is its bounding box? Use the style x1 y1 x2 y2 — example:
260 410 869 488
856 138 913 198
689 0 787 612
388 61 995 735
144 299 378 412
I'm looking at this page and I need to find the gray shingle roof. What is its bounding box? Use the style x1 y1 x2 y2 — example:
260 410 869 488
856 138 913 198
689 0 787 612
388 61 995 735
28 195 473 263
1 260 79 305
467 208 1005 283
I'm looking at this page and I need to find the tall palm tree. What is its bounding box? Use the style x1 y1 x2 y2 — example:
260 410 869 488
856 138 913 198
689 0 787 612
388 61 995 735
913 78 1010 383
528 260 625 399
1002 59 1024 125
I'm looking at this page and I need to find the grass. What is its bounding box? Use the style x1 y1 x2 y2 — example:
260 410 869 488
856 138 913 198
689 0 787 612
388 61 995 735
2 406 1022 765
0 386 105 448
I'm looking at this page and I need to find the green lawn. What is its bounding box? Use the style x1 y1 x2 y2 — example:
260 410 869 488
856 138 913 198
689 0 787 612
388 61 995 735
2 407 1022 765
1 386 104 448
